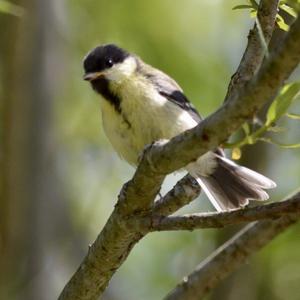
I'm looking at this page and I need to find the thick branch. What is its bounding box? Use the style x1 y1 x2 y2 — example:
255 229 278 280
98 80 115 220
224 0 279 102
164 192 300 300
58 210 145 300
149 193 300 231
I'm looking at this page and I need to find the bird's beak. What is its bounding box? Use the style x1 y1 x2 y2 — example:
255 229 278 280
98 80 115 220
83 72 104 81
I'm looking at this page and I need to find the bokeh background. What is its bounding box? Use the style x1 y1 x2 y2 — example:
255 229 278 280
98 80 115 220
1 1 300 299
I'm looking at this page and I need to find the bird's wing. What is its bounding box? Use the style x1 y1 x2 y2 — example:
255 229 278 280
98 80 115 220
139 60 202 123
138 60 226 157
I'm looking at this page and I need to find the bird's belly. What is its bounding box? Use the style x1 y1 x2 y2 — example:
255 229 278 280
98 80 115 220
102 81 197 165
101 96 197 166
101 104 140 165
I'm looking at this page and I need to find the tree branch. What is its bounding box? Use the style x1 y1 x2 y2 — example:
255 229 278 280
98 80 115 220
148 193 300 231
164 191 300 300
152 175 201 216
146 14 300 176
58 12 300 300
224 0 279 102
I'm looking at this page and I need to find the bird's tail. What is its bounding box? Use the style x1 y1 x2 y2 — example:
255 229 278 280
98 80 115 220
189 155 276 212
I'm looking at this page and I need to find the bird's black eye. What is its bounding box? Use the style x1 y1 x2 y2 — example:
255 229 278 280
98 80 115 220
105 59 114 68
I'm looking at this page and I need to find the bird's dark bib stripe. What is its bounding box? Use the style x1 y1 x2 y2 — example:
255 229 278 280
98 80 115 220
91 77 121 113
91 77 131 128
159 90 202 122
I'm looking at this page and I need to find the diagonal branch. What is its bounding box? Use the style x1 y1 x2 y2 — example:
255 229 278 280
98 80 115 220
146 14 300 176
58 12 300 300
224 0 279 102
164 191 300 300
148 193 300 231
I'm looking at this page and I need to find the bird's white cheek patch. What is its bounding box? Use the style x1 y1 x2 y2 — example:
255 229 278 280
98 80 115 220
105 57 137 82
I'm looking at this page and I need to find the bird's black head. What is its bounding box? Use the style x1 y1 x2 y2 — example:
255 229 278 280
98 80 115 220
83 44 129 80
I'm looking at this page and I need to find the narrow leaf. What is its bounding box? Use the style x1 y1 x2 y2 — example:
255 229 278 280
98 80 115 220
248 0 259 9
242 123 250 136
0 0 24 16
233 5 253 10
280 4 298 18
276 14 290 31
250 9 258 18
260 138 300 149
267 126 285 133
286 112 300 120
274 142 300 149
266 82 300 126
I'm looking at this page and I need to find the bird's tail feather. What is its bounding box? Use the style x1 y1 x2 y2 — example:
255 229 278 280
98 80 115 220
191 155 276 212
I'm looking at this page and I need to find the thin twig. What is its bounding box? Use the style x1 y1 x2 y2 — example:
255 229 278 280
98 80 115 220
164 192 300 300
148 193 300 231
224 0 279 102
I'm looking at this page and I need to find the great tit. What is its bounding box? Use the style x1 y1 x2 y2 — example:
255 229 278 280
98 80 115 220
83 44 276 211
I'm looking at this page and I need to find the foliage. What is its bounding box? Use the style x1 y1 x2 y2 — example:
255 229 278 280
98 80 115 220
0 0 23 16
226 82 300 159
229 1 300 160
233 0 299 31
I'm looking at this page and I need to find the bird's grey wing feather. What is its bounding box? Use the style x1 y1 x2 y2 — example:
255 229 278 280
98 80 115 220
138 60 202 123
138 60 226 156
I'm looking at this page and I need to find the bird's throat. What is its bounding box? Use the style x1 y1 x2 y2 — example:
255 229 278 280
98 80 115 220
92 77 122 113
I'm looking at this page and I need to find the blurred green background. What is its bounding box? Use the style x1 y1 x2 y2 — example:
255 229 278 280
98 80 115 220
1 1 300 300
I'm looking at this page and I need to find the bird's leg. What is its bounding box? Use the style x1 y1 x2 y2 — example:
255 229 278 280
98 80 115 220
137 139 169 165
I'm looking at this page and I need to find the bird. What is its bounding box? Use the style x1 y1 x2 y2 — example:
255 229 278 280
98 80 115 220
83 44 276 211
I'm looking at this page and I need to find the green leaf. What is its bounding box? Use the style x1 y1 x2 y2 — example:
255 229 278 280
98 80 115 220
276 143 300 149
250 9 258 18
286 112 300 120
233 4 253 10
246 134 256 144
260 138 300 149
233 1 258 17
223 142 236 149
242 123 250 135
267 126 285 133
276 14 290 31
266 82 300 126
0 0 24 16
248 0 259 9
233 5 253 10
280 4 298 18
223 138 246 149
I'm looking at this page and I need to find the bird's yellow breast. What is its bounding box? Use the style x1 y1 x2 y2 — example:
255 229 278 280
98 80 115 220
100 74 197 165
